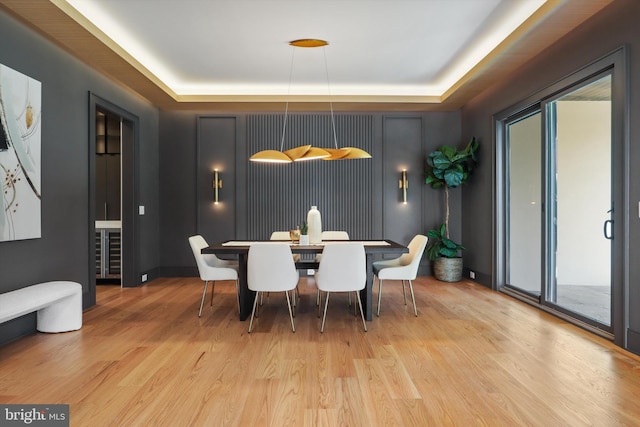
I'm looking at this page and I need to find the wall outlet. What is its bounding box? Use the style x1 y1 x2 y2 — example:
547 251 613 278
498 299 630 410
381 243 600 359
139 205 145 215
469 271 476 279
141 273 148 282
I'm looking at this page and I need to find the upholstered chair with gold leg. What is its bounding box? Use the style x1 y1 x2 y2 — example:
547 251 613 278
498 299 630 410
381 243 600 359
188 235 239 317
373 234 427 317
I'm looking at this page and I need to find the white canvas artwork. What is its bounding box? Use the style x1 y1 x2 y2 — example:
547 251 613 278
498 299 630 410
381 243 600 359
0 64 42 242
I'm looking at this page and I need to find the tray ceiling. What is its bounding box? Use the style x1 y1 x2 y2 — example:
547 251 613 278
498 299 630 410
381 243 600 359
0 0 613 111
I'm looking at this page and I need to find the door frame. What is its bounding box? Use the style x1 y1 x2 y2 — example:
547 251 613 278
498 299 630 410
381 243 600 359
88 93 140 305
493 47 628 347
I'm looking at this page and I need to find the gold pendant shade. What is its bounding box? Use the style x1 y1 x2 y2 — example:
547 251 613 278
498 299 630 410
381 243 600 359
333 147 372 160
249 39 371 163
249 149 294 163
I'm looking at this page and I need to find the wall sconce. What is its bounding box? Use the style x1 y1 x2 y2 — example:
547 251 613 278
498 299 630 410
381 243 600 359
399 169 408 204
213 169 222 204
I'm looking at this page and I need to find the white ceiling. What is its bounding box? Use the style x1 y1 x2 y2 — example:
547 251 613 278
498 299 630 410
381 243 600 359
56 0 546 101
0 0 606 110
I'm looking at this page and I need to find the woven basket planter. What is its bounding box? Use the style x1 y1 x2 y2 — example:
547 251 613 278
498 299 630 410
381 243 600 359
432 257 463 282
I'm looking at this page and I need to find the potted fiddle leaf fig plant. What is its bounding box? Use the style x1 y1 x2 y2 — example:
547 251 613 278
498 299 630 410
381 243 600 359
425 137 479 282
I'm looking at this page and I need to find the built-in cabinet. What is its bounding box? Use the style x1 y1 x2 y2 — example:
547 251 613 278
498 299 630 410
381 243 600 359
95 222 121 279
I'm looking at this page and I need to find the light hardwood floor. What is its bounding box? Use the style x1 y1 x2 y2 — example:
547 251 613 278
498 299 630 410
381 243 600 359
1 276 640 426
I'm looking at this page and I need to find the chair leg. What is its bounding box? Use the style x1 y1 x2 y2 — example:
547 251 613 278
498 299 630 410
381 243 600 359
317 290 322 318
248 292 260 333
377 277 383 317
292 283 300 315
402 280 407 305
353 292 357 316
235 279 240 314
198 281 209 317
290 289 296 318
356 292 368 332
408 280 418 316
320 292 331 333
285 291 296 332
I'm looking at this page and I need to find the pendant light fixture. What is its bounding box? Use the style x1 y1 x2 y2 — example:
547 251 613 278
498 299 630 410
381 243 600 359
249 39 371 163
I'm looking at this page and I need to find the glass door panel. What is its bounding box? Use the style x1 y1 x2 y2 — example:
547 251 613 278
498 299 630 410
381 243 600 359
507 112 542 296
546 75 612 327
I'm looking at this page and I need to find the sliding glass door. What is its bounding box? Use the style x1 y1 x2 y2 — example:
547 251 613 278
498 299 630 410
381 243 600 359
503 73 615 333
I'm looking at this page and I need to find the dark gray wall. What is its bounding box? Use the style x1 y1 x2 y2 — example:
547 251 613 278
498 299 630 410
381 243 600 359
0 9 160 345
197 116 238 243
159 111 461 277
460 0 640 351
159 111 199 274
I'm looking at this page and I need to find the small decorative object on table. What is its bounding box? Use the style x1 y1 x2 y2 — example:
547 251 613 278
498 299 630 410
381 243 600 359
307 205 322 244
299 221 309 245
289 226 300 242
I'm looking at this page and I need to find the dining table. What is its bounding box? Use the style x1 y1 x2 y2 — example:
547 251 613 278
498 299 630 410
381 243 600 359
202 239 409 321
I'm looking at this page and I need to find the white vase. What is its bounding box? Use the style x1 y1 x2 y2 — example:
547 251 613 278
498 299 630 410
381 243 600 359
299 234 309 246
307 205 322 244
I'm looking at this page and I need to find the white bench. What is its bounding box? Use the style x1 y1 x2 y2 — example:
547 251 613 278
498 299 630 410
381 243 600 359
0 281 83 333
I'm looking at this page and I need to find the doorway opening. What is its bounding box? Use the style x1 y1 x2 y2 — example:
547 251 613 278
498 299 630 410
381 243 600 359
88 94 139 306
95 108 122 285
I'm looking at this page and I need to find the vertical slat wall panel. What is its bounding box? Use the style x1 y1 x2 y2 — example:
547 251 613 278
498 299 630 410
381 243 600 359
247 114 375 240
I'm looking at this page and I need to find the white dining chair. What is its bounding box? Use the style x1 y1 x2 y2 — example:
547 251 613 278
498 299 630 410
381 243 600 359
315 231 351 305
270 231 301 262
315 230 350 261
315 242 367 333
321 230 350 241
247 242 299 333
188 235 239 317
270 231 292 240
270 231 301 308
373 234 427 317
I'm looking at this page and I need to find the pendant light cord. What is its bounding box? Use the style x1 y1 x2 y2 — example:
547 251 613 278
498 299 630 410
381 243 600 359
280 46 296 151
323 47 339 149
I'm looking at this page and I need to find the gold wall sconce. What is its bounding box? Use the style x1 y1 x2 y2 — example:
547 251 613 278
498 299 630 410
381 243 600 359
399 169 408 204
213 169 222 204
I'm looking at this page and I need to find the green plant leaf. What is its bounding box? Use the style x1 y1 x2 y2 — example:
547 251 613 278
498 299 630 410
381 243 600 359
426 229 441 239
431 156 452 170
444 168 464 188
426 245 440 261
440 247 459 258
439 145 456 159
441 237 458 249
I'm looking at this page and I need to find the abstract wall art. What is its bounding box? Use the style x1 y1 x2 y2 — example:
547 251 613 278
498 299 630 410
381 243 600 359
0 63 41 242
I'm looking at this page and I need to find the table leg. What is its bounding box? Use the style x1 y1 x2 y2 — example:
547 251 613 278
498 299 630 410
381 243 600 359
360 254 374 321
237 254 255 321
